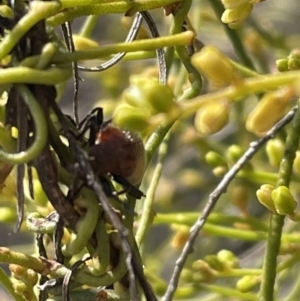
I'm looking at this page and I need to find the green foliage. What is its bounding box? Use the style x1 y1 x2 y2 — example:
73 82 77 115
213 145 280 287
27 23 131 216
1 1 300 301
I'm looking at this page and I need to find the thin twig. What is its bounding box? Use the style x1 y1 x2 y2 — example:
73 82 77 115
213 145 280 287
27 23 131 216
62 257 90 301
36 234 48 301
162 105 298 301
140 11 167 85
61 22 80 126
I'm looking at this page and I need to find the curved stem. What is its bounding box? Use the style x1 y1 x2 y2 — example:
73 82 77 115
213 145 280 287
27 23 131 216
0 85 48 164
0 1 61 61
66 194 100 255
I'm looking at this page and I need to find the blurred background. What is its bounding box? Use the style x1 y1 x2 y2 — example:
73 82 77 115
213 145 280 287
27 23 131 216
1 0 299 300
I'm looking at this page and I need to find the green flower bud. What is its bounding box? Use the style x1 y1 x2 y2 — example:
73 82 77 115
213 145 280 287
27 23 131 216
266 139 284 167
113 104 150 132
236 275 260 292
13 281 27 296
205 151 227 168
142 83 177 114
276 59 289 72
191 46 240 86
272 186 297 215
256 184 276 213
287 54 300 70
217 250 240 268
124 76 177 114
123 86 150 109
226 145 243 165
246 87 295 136
204 255 225 272
192 260 215 282
180 269 194 282
212 166 228 177
0 5 14 19
194 101 229 135
10 264 38 287
293 151 300 175
22 270 38 287
221 3 253 29
9 264 27 279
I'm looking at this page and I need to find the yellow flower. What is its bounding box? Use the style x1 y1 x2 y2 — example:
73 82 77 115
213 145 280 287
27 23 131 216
191 46 240 87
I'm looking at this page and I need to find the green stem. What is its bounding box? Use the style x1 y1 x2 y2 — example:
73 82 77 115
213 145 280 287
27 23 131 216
0 247 53 273
0 67 72 85
21 31 194 66
154 212 268 230
208 0 255 70
238 170 278 184
145 1 203 162
230 59 261 77
202 223 267 241
277 254 300 273
49 0 184 26
145 120 175 164
259 99 300 301
123 50 157 60
0 1 61 61
79 15 99 37
0 268 27 301
218 268 262 277
65 193 100 255
0 126 17 152
36 43 58 70
60 0 181 9
0 85 48 164
259 215 284 301
172 0 202 99
200 284 257 301
89 219 110 275
183 69 300 116
0 246 127 287
156 214 300 243
136 135 170 246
